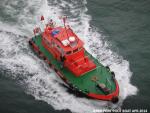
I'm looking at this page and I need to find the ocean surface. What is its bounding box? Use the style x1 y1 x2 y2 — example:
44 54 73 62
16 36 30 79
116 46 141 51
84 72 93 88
0 0 149 113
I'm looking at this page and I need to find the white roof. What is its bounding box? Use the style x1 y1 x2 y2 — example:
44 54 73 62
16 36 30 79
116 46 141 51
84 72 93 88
61 39 70 46
69 36 76 42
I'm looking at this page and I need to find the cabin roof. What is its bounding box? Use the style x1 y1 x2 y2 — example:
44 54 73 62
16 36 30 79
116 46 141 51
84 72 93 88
45 26 84 52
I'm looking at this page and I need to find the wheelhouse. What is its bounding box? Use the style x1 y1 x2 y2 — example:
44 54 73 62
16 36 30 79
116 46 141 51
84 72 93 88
42 25 96 76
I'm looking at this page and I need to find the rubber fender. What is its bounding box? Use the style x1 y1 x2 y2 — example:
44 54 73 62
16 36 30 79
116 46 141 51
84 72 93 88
29 40 32 45
111 96 119 103
106 66 110 70
111 71 115 77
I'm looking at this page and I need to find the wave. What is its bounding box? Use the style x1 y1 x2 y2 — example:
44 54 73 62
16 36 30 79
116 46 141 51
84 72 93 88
0 0 137 113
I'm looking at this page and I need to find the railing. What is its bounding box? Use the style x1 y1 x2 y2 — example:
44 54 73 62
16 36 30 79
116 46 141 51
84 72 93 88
93 66 113 93
65 56 94 69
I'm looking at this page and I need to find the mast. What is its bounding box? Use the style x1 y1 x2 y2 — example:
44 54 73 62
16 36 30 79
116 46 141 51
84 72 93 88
62 16 69 38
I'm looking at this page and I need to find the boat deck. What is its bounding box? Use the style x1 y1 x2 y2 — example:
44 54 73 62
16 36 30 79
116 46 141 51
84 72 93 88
31 35 116 95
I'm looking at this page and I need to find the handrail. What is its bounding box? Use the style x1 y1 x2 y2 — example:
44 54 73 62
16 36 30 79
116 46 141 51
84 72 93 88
68 56 89 65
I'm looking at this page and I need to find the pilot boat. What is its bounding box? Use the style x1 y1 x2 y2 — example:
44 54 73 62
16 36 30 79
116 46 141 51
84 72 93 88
29 16 119 103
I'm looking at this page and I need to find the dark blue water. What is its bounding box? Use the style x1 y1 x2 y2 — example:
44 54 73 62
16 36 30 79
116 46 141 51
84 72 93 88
0 0 149 113
86 0 150 110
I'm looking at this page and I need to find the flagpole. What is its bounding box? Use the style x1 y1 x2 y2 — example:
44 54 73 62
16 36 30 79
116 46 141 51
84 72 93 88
63 16 69 39
40 15 45 32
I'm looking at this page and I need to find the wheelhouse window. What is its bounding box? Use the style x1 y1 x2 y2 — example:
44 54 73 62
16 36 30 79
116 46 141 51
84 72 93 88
73 48 78 53
78 47 82 50
57 45 60 48
66 51 72 55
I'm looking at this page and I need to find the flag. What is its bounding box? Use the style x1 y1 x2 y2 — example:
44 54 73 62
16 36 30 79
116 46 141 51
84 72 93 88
41 15 44 21
63 16 67 24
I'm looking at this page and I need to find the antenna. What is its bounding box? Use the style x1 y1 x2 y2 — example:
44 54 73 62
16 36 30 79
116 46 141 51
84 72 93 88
62 16 69 39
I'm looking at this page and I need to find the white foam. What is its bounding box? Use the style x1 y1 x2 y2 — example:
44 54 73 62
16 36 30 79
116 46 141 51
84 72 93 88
0 0 137 113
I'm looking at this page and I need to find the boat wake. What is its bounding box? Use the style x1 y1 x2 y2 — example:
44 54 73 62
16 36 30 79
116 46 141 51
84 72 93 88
0 0 137 113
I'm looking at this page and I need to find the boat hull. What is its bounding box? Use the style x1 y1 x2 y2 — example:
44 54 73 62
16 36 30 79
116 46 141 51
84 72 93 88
29 35 119 103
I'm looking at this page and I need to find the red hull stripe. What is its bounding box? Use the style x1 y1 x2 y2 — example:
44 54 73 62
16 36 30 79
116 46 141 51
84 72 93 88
88 80 119 100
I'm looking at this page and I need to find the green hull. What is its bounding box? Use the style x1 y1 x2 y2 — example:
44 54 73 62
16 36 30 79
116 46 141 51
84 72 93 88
29 34 119 102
